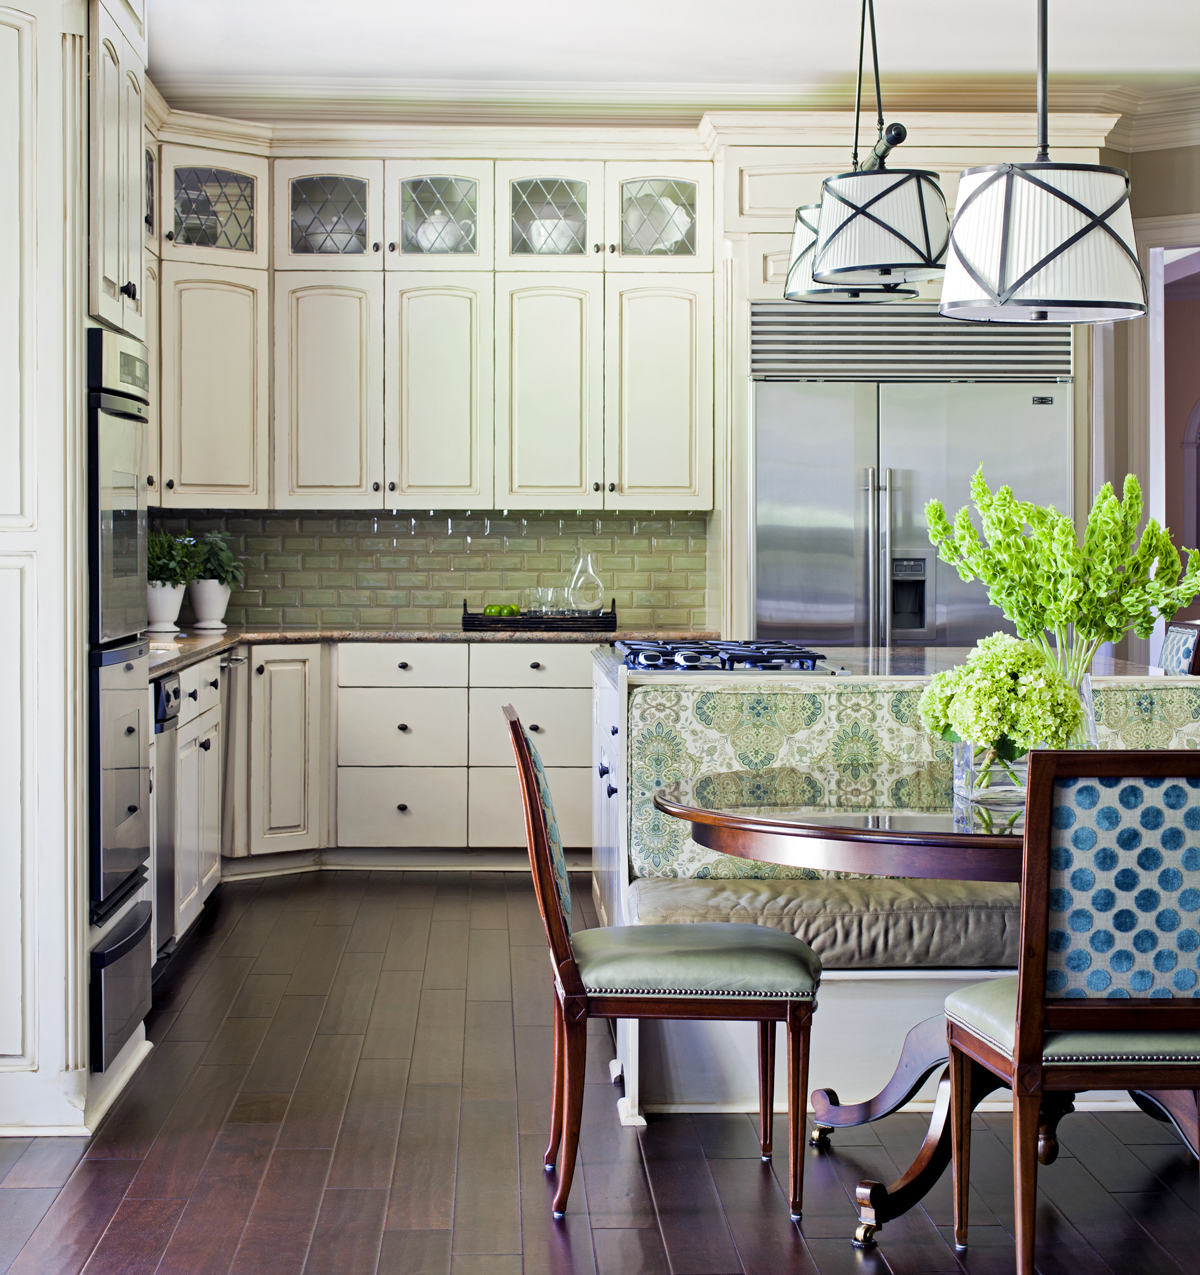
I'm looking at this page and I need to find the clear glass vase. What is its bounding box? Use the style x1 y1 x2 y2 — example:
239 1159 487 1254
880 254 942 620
567 549 604 612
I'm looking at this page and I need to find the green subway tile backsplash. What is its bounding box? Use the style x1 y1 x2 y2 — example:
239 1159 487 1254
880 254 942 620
150 509 711 631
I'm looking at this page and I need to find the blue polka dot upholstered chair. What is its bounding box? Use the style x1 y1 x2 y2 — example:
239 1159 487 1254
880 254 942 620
945 750 1200 1275
503 704 821 1221
1159 622 1200 676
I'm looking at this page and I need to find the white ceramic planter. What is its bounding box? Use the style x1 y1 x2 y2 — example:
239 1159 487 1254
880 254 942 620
188 579 232 630
147 581 187 633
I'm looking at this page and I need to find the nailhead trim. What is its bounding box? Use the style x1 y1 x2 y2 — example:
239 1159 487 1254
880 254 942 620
584 985 816 999
1044 1052 1200 1063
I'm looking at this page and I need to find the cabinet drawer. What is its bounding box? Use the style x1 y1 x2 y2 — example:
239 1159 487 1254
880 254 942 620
469 642 597 688
469 687 591 767
469 766 591 848
178 656 223 726
338 767 467 847
338 642 468 687
338 687 467 766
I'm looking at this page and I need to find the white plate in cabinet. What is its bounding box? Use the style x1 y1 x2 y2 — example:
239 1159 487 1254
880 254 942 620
338 687 467 767
469 642 596 688
468 688 591 768
384 160 494 271
469 766 592 848
338 767 467 847
274 159 384 271
494 161 605 272
337 642 468 688
602 161 713 273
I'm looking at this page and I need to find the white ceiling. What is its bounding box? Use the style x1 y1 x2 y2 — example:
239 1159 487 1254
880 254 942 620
146 0 1200 120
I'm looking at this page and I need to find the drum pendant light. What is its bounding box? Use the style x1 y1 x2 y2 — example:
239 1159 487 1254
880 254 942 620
784 204 917 303
940 0 1146 323
810 0 950 288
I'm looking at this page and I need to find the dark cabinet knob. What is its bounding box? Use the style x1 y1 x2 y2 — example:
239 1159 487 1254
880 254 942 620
165 230 175 241
256 664 264 674
593 482 601 491
146 475 155 487
119 280 137 300
372 242 381 252
199 739 211 751
372 482 381 492
125 725 136 736
187 689 198 700
593 243 602 253
611 725 618 736
529 724 540 732
397 803 408 812
144 213 153 227
125 663 134 672
388 242 396 252
127 804 139 813
608 483 616 492
598 764 609 777
608 244 616 253
209 678 219 690
530 661 541 669
606 784 618 798
398 723 409 732
398 661 409 669
388 481 396 492
165 479 174 489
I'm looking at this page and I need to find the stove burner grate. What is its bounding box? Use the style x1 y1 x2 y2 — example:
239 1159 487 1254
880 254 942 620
613 639 824 671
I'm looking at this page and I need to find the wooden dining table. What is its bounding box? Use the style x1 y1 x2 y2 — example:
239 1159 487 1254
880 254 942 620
653 772 1200 1247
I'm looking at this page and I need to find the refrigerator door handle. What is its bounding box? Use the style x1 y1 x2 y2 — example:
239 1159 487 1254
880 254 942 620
866 467 878 648
883 468 894 649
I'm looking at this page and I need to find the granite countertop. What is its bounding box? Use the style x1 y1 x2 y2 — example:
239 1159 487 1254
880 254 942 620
147 627 720 676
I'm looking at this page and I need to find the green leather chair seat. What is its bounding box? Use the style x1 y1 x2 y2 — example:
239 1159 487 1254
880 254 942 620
571 922 820 1000
628 877 1021 970
946 977 1200 1063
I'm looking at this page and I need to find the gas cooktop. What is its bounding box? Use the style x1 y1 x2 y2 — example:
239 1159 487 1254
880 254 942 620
612 639 826 672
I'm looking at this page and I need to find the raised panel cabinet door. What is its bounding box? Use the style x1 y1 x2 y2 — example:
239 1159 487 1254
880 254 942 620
603 276 713 510
275 271 385 509
384 273 494 508
160 145 269 269
249 644 323 855
495 274 603 509
494 161 604 272
468 766 592 848
89 4 125 329
143 254 161 501
198 712 222 900
602 161 713 273
174 715 203 937
119 50 145 340
337 767 467 847
384 159 494 271
275 159 384 271
159 262 269 507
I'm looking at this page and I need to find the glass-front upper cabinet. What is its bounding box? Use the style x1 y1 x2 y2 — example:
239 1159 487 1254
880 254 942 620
602 161 713 272
158 145 269 269
274 160 384 271
143 131 159 256
383 160 494 271
494 161 605 271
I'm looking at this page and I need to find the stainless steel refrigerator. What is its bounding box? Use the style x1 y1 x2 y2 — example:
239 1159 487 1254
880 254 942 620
754 381 1073 647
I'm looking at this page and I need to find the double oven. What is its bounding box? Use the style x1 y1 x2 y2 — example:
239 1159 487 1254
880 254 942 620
88 328 151 926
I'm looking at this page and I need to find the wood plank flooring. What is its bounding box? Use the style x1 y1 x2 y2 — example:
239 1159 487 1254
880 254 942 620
1 870 1198 1274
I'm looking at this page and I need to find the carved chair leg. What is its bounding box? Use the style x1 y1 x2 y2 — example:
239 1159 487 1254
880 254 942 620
786 1008 811 1221
544 997 565 1170
949 1044 973 1250
758 1020 776 1162
1013 1092 1041 1275
1037 1091 1076 1166
551 1015 589 1218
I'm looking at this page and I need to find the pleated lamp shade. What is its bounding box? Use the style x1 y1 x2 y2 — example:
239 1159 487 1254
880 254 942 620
784 204 915 304
939 162 1147 323
811 169 949 285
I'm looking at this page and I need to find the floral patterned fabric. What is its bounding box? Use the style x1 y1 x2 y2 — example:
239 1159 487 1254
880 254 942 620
1157 627 1200 677
524 726 571 934
1092 679 1200 750
628 680 951 879
1047 776 1200 998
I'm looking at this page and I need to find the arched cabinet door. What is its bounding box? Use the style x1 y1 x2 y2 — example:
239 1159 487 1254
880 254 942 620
159 145 269 270
384 273 494 508
384 160 494 271
273 272 385 509
274 160 384 271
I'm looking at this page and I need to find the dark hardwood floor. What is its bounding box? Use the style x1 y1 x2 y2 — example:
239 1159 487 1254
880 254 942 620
1 870 1197 1274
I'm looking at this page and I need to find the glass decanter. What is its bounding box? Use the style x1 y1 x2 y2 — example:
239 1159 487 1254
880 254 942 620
566 548 604 612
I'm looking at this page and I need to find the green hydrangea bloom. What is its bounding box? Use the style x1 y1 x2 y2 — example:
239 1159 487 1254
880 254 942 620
918 633 1083 753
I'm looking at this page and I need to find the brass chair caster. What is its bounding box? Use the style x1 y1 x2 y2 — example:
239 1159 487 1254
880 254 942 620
853 1222 880 1248
810 1124 833 1148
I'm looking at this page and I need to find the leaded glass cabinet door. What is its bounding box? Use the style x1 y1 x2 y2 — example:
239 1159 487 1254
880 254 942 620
274 160 384 271
602 162 713 272
160 145 269 269
143 130 159 255
494 162 605 272
384 160 493 271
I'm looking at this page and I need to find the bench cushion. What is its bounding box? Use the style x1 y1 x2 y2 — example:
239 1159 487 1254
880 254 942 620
571 922 820 1000
628 876 1020 969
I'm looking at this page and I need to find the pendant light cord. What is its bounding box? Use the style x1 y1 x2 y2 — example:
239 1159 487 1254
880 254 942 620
1036 0 1049 161
867 0 884 145
852 0 867 169
851 0 887 170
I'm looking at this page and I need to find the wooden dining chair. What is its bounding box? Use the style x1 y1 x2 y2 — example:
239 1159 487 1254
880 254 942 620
503 704 821 1218
946 750 1200 1273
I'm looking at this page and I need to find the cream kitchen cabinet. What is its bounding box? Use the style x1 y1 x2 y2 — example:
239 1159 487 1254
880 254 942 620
468 766 591 849
602 162 713 273
89 0 144 338
158 145 269 270
494 273 605 509
603 275 713 510
142 252 160 501
339 688 468 767
384 273 494 507
274 271 385 509
495 161 606 272
143 130 159 256
249 643 324 855
159 261 270 507
384 160 493 271
175 705 221 938
275 160 384 271
338 767 468 847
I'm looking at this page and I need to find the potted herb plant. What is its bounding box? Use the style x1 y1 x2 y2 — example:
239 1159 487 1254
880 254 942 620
147 531 200 633
188 531 246 631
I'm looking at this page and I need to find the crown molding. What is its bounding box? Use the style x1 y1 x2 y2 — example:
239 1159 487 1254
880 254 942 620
144 76 170 134
1109 87 1200 153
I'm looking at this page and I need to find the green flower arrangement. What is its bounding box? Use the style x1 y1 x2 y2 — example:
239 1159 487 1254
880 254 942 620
147 531 202 586
194 531 246 588
926 469 1200 685
919 632 1083 759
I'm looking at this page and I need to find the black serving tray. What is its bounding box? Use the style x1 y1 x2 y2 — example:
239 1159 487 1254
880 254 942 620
461 600 618 632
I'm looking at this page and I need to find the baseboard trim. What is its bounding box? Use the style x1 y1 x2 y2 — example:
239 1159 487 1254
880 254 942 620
221 847 591 880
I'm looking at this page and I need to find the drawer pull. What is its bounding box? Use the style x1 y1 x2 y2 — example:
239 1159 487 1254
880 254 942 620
398 661 409 669
256 664 265 674
611 725 618 736
125 725 136 736
209 678 219 690
187 689 198 700
606 784 618 798
127 804 139 814
398 723 409 732
530 661 541 669
529 724 541 732
397 803 408 812
597 763 609 777
199 739 212 752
